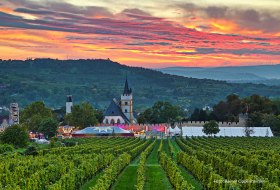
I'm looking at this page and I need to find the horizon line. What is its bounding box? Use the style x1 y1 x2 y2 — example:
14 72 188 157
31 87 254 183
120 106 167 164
1 57 279 69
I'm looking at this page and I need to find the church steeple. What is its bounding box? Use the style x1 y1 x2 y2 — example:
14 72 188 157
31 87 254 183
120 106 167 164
123 75 132 95
121 75 135 124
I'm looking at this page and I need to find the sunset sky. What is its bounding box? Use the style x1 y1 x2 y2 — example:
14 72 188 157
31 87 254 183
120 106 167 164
0 0 279 68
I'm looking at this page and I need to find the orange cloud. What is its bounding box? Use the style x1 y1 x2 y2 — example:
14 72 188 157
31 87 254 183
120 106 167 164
0 7 13 13
210 19 238 33
209 19 264 36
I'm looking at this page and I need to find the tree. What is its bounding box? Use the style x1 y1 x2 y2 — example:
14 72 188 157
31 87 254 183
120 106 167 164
212 94 242 122
65 102 98 129
202 120 220 136
262 114 280 136
138 101 184 124
271 98 280 115
198 109 208 121
0 125 29 148
213 101 229 121
94 109 104 123
190 108 200 121
246 112 263 127
38 118 58 138
20 101 53 131
24 145 38 156
53 106 66 123
190 108 209 121
137 114 146 124
226 94 242 116
244 94 276 114
243 127 255 137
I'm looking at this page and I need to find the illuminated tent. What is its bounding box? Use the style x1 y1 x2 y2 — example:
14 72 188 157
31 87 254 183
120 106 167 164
72 126 134 137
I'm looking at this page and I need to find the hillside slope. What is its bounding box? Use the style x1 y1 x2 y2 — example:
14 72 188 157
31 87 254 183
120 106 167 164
158 65 280 84
1 59 280 111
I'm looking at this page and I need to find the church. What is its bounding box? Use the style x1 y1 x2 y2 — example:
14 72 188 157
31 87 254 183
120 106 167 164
103 77 137 124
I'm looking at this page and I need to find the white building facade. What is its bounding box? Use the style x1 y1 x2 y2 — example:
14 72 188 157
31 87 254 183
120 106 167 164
66 95 73 114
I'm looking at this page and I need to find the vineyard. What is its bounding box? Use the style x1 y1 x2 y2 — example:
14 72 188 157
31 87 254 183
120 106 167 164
0 137 280 190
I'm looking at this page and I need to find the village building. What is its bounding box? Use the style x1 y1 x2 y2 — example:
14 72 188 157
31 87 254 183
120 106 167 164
103 77 137 124
57 125 75 138
66 95 73 114
9 103 19 125
0 117 8 132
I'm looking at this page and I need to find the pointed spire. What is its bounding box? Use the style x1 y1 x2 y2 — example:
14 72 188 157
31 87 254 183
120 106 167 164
123 75 132 95
66 95 72 102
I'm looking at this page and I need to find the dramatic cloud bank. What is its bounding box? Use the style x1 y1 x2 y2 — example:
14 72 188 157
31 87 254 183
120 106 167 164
0 0 279 67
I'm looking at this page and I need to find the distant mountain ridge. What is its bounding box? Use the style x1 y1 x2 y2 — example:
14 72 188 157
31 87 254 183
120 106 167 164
158 64 280 85
1 59 280 111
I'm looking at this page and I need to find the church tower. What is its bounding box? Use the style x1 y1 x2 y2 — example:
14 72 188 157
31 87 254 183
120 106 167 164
121 76 134 123
66 95 73 114
9 103 19 125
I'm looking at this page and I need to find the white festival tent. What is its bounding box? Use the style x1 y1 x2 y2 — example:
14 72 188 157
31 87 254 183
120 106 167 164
182 127 273 137
166 127 175 136
173 126 181 135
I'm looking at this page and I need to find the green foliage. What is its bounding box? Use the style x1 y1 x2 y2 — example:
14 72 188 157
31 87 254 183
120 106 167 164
0 144 14 154
135 141 155 190
61 140 77 147
65 102 98 129
0 125 29 148
167 138 175 159
24 145 39 156
138 101 184 124
49 138 55 148
20 101 53 131
247 112 263 127
159 152 194 190
243 127 255 137
38 118 58 138
1 59 280 111
2 137 280 190
243 94 277 114
212 94 242 121
90 153 131 190
189 94 280 136
195 94 280 121
202 120 220 136
157 139 163 155
190 108 210 121
94 109 104 123
176 137 280 190
262 114 280 136
272 98 280 115
0 138 139 190
244 95 280 135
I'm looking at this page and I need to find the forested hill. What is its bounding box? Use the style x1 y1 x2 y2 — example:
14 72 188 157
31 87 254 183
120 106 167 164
158 65 280 85
1 58 280 111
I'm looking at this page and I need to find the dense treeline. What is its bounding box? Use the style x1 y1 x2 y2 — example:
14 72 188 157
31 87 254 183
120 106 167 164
0 101 104 148
138 101 184 124
1 59 280 111
190 94 280 135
